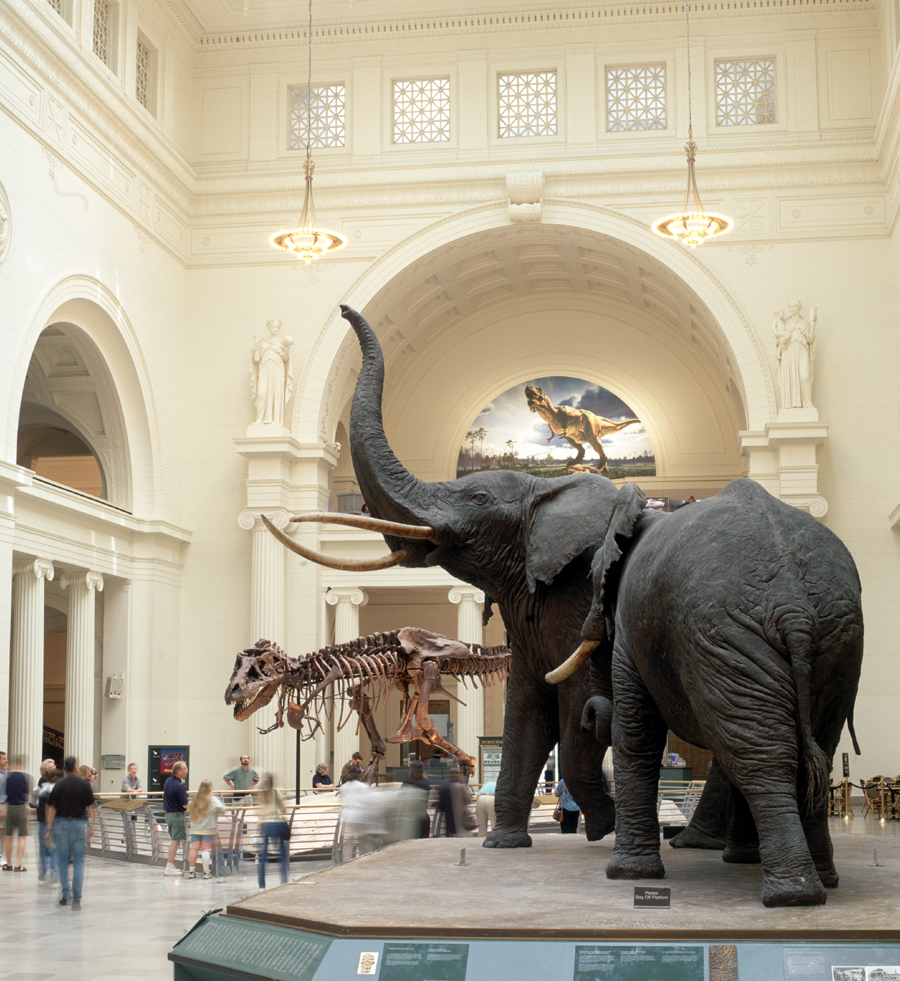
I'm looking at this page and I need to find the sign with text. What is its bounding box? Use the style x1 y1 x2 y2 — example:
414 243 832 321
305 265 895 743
634 886 671 908
574 945 703 981
379 942 469 981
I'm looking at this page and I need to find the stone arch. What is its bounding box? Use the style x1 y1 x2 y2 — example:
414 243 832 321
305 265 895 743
6 274 162 517
293 202 774 456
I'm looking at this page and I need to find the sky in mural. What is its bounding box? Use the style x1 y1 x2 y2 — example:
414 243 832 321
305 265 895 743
458 376 654 465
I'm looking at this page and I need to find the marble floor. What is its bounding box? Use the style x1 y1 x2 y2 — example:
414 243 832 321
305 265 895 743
0 842 331 981
1 815 898 980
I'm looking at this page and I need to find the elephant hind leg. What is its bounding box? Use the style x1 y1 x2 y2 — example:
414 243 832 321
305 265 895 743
606 651 667 880
669 757 727 851
722 784 761 865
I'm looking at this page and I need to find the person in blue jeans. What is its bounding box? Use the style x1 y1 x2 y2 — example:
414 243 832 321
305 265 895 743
256 772 289 891
44 757 95 910
554 778 581 835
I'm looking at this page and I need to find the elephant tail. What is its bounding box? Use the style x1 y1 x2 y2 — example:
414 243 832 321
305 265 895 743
787 638 830 818
847 706 861 756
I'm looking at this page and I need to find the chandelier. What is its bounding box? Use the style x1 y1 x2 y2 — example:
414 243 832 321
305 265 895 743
652 0 732 248
270 0 345 263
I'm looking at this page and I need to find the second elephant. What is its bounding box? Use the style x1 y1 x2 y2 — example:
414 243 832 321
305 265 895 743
552 479 864 907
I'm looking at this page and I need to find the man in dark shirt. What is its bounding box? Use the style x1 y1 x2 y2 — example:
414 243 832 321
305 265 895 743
163 761 189 876
45 757 95 910
4 755 31 871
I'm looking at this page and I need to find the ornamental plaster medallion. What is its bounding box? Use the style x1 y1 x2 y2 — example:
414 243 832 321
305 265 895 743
0 182 10 264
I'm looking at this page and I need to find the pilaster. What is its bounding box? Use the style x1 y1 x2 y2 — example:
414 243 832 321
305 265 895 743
61 570 103 768
10 557 54 771
449 585 485 779
326 587 368 770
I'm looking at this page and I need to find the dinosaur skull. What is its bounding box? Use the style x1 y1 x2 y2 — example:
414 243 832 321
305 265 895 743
224 640 286 720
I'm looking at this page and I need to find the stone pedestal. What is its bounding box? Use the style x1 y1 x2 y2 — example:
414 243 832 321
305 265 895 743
326 587 368 771
10 558 54 770
449 586 485 774
61 570 103 767
740 409 828 516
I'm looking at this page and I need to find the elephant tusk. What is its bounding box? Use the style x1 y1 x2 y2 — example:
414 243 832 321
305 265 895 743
545 639 600 685
291 512 435 540
261 515 408 571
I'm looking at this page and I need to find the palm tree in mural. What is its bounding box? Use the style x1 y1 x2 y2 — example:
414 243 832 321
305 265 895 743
476 428 487 469
465 431 477 471
506 439 518 469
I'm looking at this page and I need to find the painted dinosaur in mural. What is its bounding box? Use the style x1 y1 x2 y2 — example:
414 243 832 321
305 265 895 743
524 384 640 472
224 627 511 781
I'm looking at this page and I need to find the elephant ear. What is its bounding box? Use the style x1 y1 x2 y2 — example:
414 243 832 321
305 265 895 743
581 482 647 641
525 474 617 592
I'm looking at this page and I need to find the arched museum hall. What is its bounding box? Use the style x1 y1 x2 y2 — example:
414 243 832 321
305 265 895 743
1 0 898 794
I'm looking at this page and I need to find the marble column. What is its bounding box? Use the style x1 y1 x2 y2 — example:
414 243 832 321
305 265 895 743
449 586 485 777
61 571 103 768
10 558 54 771
239 511 287 781
325 587 368 772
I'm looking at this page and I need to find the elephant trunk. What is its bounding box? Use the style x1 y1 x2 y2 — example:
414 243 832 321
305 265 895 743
342 305 437 563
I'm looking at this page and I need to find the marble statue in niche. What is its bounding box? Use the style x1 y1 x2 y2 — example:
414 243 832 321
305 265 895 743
773 300 816 409
250 319 294 426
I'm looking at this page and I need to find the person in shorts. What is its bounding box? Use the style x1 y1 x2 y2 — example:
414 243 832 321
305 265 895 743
185 780 226 879
163 761 188 876
4 756 31 871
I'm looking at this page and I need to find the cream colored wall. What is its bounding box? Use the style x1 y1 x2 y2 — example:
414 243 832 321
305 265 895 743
2 0 900 789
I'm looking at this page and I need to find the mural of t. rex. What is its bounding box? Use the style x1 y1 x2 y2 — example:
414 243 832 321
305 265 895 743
224 627 511 781
525 385 640 471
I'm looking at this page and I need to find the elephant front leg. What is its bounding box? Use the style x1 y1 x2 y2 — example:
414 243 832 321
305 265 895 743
606 654 667 880
484 679 558 850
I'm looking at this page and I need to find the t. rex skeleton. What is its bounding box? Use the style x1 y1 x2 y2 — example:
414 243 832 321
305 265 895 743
225 627 511 780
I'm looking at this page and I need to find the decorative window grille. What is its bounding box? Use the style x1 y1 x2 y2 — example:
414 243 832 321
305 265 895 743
715 59 776 126
93 0 110 64
136 40 150 109
498 71 557 138
606 65 666 132
393 79 451 144
289 85 346 149
47 0 63 14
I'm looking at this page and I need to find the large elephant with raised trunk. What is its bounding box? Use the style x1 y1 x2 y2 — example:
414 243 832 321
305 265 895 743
549 479 864 906
267 305 622 847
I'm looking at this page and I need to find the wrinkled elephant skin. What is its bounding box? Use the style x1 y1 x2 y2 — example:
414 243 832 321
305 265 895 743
581 479 863 907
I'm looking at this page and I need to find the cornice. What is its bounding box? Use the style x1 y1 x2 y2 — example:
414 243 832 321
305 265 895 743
2 4 194 209
159 0 204 45
195 0 877 52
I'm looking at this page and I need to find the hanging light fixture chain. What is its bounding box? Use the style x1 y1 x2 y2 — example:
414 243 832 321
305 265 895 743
306 0 312 163
685 0 693 142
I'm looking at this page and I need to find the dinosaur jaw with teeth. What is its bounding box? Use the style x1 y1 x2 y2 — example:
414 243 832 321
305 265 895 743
229 682 279 721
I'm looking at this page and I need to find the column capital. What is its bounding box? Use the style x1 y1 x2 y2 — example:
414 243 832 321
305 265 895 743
13 557 54 581
61 570 104 592
238 508 291 532
448 585 485 606
325 586 368 608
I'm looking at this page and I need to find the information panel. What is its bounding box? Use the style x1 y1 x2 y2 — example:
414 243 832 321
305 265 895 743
573 945 704 981
379 942 469 981
172 914 330 981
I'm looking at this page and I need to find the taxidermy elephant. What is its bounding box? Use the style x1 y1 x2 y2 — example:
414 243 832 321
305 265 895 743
549 479 864 907
265 305 622 847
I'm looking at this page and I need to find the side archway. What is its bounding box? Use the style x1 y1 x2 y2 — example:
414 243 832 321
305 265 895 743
6 275 162 517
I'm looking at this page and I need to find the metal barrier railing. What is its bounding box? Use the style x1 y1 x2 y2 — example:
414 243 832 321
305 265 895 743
88 791 343 868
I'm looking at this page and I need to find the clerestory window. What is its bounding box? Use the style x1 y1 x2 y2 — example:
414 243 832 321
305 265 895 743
498 71 557 138
606 65 667 132
289 85 346 149
715 58 776 126
393 78 451 144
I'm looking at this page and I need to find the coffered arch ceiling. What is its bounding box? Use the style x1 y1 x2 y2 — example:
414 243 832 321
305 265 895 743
333 223 747 491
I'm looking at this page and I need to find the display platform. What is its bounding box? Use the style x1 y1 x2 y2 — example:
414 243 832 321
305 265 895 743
169 833 900 981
